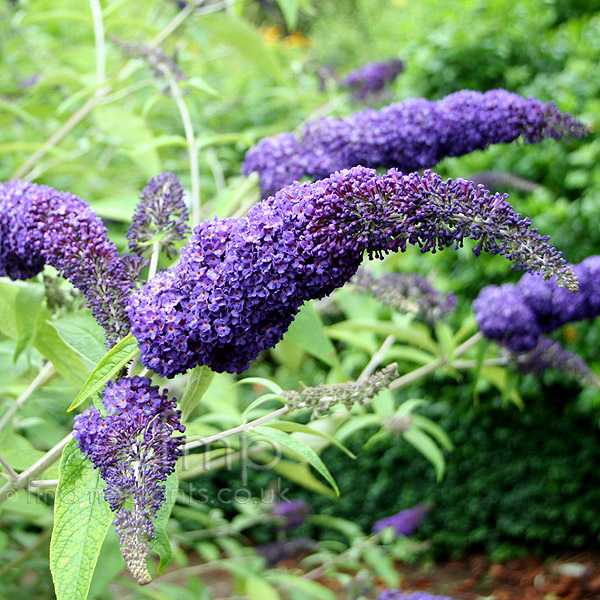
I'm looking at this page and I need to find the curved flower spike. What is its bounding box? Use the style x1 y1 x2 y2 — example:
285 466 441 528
73 376 185 584
127 166 576 378
243 89 588 195
0 180 138 344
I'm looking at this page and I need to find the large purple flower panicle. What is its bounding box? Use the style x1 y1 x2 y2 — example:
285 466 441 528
243 89 588 195
341 58 405 100
378 592 457 600
127 172 190 259
474 255 600 353
128 166 574 378
0 180 137 344
73 376 185 584
373 503 430 537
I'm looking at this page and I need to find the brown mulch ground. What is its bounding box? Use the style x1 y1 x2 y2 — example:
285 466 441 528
370 553 600 599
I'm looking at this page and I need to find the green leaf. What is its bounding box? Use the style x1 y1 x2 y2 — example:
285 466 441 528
396 398 427 417
271 460 336 499
94 105 160 177
275 0 300 29
35 318 92 387
329 319 439 354
14 284 44 361
335 414 381 443
362 546 400 587
50 312 107 366
265 421 356 458
251 426 339 495
266 573 336 600
68 334 139 411
231 377 283 395
308 514 364 541
403 427 446 481
284 303 338 366
435 321 456 358
481 366 524 409
410 414 454 451
0 281 19 338
50 438 113 600
243 393 287 416
246 577 280 600
150 473 179 574
0 434 45 471
180 366 215 423
202 14 282 81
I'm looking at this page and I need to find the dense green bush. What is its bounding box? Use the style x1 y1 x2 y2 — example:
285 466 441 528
196 392 600 560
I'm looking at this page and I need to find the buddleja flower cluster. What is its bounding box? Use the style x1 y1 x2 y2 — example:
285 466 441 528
0 180 139 344
73 376 185 584
127 166 576 378
341 58 405 100
473 256 600 352
283 364 399 418
243 89 588 195
352 268 456 324
126 172 190 258
474 257 600 384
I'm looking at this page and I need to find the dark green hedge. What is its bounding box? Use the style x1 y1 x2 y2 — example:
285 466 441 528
189 395 600 560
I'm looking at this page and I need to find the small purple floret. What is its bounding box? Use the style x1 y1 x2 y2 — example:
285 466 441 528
341 58 405 100
271 499 311 530
127 172 190 258
373 503 430 537
378 591 457 600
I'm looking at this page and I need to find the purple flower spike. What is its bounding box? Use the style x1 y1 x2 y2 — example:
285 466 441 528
243 89 588 196
0 180 138 344
271 499 311 530
378 592 457 600
73 376 185 584
341 58 405 100
128 167 575 377
127 172 190 258
373 502 430 537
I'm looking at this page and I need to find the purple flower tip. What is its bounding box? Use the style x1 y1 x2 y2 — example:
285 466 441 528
373 502 430 537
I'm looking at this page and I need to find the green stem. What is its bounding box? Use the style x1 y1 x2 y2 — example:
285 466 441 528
89 0 106 85
162 66 201 225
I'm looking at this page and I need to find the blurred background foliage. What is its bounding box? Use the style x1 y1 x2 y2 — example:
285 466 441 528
1 0 600 598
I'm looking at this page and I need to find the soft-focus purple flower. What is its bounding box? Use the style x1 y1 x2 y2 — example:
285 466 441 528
373 503 430 537
474 255 600 352
73 376 185 583
243 89 588 196
271 499 311 529
127 167 575 377
378 591 457 600
127 172 190 258
512 337 600 387
0 180 138 344
341 59 405 100
352 269 456 324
